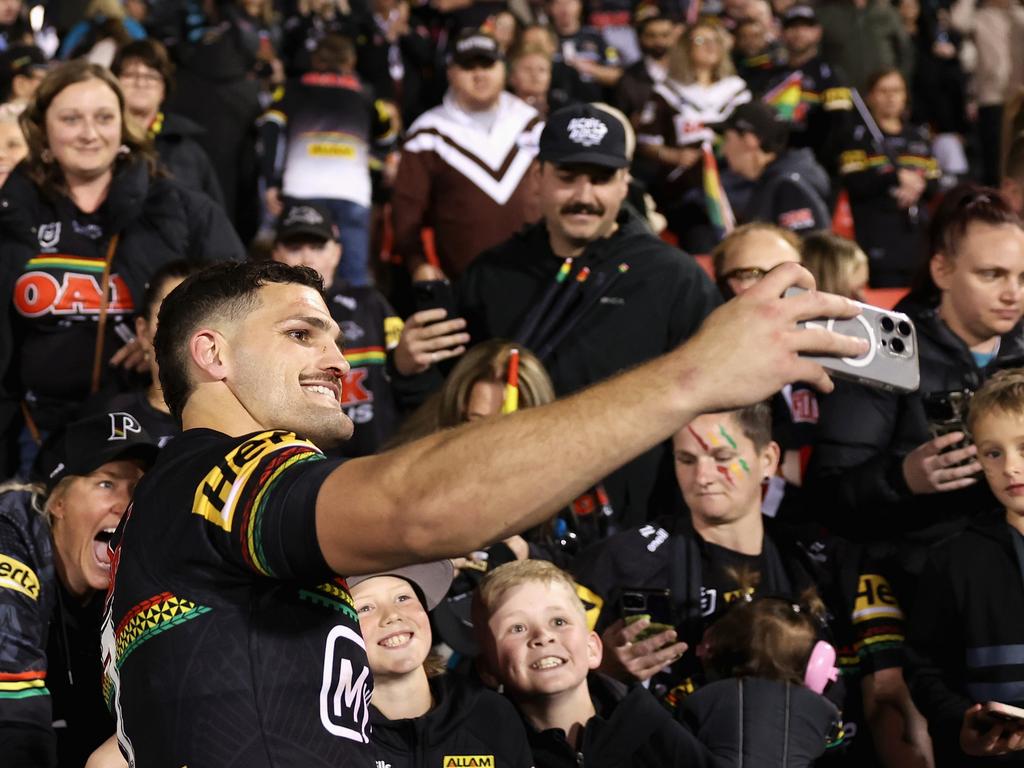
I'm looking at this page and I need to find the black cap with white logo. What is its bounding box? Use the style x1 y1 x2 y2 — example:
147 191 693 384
449 30 502 68
33 412 160 492
782 4 818 26
275 201 338 243
539 103 630 169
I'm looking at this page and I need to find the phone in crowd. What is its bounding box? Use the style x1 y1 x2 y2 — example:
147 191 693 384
784 287 920 393
413 279 457 318
619 588 674 642
922 389 975 464
982 702 1024 723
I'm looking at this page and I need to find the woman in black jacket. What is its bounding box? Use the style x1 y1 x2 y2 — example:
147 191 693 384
0 60 244 474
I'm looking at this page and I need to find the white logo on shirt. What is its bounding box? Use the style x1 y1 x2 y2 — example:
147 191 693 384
319 625 371 743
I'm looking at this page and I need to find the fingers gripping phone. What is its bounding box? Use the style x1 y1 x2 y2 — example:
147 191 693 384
983 702 1024 723
922 389 975 466
784 287 920 393
619 588 674 642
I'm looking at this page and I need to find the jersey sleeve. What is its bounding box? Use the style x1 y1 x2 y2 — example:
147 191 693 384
848 570 906 675
190 431 343 582
0 501 55 766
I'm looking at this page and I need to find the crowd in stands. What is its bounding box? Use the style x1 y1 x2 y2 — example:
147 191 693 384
2 0 1024 766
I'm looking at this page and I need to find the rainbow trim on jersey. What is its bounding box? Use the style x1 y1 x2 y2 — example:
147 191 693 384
113 592 211 669
0 671 48 699
343 346 387 366
25 254 107 273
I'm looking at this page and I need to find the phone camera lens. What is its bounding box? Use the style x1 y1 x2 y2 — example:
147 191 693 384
890 337 906 354
897 321 912 337
880 317 895 333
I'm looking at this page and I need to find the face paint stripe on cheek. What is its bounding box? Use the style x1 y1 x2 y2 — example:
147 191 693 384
687 425 710 452
738 458 751 474
719 426 738 450
716 465 736 486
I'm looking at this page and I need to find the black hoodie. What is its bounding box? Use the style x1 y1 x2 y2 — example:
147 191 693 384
808 298 1024 584
906 514 1024 767
368 675 534 768
740 148 833 235
522 673 717 768
153 112 225 207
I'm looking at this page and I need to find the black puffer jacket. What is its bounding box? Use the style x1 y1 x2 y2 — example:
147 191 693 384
0 159 244 433
153 112 225 207
808 297 1024 578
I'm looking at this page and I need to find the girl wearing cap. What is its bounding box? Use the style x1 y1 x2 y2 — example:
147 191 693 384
349 562 534 768
0 413 157 768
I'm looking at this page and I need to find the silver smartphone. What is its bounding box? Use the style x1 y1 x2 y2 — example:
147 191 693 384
784 287 920 393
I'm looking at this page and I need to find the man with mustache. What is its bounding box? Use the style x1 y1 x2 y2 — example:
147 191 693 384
458 103 721 528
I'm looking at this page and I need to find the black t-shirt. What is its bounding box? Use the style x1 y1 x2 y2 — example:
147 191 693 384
101 429 372 768
698 541 763 619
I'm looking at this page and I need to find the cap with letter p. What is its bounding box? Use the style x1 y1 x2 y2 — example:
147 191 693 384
539 103 630 169
33 412 160 492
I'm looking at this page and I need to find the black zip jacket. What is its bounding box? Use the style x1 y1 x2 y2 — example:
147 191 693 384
457 209 720 526
522 673 717 768
368 675 534 768
807 298 1024 577
740 148 832 234
906 514 1024 767
0 159 244 433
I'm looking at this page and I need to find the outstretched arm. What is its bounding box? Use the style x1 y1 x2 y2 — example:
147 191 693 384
316 264 868 574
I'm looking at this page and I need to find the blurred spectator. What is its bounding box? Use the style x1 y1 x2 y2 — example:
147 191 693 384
259 34 399 287
800 231 869 300
508 43 554 115
518 22 578 114
58 0 147 67
837 68 939 287
898 0 968 185
732 14 784 95
611 4 677 123
349 563 536 768
547 0 623 102
710 221 801 300
0 414 157 768
906 369 1024 766
391 31 542 281
584 0 641 65
0 61 243 473
969 0 1024 187
271 201 404 456
0 0 32 51
487 9 521 53
634 21 750 244
458 103 720 525
763 4 852 174
720 101 832 234
282 0 369 76
80 260 197 448
719 0 753 31
1001 133 1024 214
0 43 46 112
816 0 912 93
0 101 25 185
572 404 931 765
357 0 436 128
111 39 225 206
808 185 1024 602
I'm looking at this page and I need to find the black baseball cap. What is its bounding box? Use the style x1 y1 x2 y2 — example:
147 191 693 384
275 202 337 243
720 101 790 155
539 103 630 169
33 412 160 492
4 44 46 79
449 30 502 68
348 560 455 611
782 4 818 27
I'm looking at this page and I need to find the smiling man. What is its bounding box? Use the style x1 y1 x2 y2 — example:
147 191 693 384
459 102 721 527
99 256 867 767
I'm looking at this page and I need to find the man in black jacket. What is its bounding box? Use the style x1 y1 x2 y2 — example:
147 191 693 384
808 186 1024 599
457 103 721 527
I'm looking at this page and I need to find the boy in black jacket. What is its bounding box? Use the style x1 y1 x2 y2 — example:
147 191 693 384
907 369 1024 765
473 559 716 768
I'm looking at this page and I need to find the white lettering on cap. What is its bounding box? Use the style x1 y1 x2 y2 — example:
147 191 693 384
567 117 608 147
108 412 142 441
284 206 325 226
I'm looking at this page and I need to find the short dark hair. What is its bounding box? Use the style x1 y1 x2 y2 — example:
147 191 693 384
111 38 177 92
140 260 203 318
155 261 324 424
311 34 356 72
734 401 773 449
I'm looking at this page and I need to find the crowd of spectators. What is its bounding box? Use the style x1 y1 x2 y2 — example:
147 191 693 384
2 0 1024 766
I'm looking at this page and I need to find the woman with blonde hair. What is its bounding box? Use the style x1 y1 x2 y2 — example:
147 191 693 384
799 231 870 300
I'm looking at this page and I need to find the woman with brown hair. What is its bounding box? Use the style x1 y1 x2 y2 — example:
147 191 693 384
0 60 243 475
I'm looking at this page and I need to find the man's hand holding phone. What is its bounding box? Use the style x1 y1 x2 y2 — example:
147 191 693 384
901 432 981 495
961 702 1024 756
598 616 687 684
393 308 470 375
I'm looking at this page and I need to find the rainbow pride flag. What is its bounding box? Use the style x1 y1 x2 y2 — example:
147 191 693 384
702 141 735 236
763 71 804 121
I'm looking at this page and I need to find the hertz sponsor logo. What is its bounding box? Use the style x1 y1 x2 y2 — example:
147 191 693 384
443 757 494 767
853 573 903 623
0 554 40 600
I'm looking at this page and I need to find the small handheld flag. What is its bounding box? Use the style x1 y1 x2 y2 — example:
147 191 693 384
702 141 735 237
501 348 520 414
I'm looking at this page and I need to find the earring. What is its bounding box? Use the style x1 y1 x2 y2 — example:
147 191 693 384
118 144 131 156
40 147 52 163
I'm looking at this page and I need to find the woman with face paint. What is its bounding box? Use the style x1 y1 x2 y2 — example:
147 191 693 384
0 413 158 768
